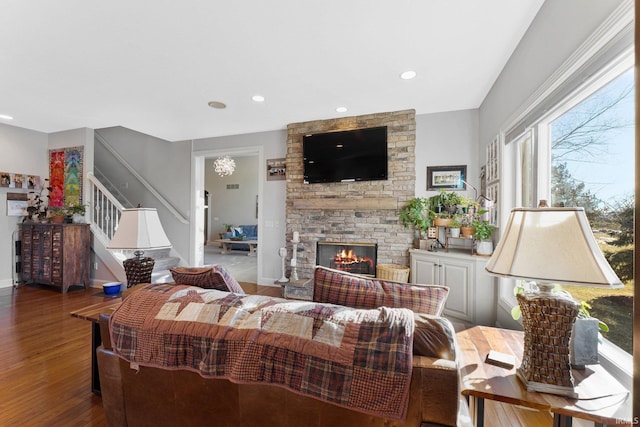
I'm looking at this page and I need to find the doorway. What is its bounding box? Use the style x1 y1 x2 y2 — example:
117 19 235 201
191 146 264 284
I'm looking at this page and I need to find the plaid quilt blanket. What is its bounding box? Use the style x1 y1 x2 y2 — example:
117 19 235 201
109 284 415 420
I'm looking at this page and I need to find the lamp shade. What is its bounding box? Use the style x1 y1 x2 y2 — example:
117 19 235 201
485 207 622 288
107 208 171 251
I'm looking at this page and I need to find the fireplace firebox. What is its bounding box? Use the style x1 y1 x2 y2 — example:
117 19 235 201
316 242 377 276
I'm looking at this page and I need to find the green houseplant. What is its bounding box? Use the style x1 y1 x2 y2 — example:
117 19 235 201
399 197 434 247
48 206 67 223
67 203 87 223
449 215 462 238
473 219 495 255
473 220 495 241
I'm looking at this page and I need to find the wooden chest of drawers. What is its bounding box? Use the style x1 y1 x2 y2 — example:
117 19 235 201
20 223 90 293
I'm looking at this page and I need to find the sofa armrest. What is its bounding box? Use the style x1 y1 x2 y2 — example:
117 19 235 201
414 355 460 427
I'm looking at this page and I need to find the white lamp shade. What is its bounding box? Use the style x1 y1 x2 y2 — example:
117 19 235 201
486 207 622 288
107 208 171 251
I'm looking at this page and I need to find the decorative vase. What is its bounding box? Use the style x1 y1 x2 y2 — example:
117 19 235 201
72 213 85 224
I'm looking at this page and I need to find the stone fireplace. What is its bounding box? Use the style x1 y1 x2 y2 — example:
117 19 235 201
285 110 416 278
316 242 377 276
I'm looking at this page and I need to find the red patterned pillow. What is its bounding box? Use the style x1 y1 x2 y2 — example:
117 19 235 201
170 265 245 294
313 266 448 315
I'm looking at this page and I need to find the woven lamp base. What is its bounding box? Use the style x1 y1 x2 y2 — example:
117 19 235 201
516 287 580 398
123 256 155 288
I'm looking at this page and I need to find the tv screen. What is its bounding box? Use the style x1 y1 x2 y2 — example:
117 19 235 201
303 126 388 184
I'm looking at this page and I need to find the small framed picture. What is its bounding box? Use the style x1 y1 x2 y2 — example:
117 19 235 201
266 158 286 181
427 165 467 190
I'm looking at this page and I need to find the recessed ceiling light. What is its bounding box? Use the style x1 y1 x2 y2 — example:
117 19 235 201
336 107 347 113
208 101 227 109
400 70 417 80
252 95 265 103
0 114 14 120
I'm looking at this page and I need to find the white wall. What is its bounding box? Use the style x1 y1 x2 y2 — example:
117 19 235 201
0 124 49 287
478 0 625 328
205 156 259 242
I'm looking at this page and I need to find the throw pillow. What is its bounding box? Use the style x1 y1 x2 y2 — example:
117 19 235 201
169 265 245 294
312 266 448 315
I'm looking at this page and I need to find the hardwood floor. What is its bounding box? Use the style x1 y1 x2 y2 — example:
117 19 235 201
0 284 108 426
0 282 564 427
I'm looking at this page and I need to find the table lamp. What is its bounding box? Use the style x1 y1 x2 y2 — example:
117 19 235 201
485 206 622 397
107 207 171 288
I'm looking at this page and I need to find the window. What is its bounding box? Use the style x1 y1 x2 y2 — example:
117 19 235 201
506 60 634 360
542 67 634 354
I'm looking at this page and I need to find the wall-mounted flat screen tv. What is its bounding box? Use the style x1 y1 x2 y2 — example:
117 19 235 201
303 126 388 184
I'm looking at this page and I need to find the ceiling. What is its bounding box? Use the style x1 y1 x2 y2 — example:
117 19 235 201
0 1 545 142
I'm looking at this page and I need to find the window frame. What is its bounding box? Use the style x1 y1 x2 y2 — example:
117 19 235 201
500 53 634 388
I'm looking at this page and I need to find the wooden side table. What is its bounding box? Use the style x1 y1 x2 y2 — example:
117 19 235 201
457 325 632 427
279 278 313 301
70 299 122 394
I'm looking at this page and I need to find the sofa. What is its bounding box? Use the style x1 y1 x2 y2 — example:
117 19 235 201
97 267 467 427
224 224 258 251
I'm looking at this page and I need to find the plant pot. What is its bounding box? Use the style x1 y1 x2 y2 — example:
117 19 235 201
418 239 429 250
461 227 475 237
434 217 453 227
476 240 493 256
72 213 85 223
449 227 461 238
51 215 65 224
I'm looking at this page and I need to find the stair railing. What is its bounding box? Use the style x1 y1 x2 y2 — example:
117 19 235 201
87 172 124 245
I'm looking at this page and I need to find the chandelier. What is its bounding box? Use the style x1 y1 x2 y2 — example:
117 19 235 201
213 156 236 177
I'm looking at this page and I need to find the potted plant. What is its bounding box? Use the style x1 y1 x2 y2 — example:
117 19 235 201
473 219 495 255
459 213 476 238
48 206 67 224
449 215 462 238
67 203 87 223
26 181 51 222
399 197 434 248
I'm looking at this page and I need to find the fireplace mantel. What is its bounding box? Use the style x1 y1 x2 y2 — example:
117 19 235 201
292 197 398 210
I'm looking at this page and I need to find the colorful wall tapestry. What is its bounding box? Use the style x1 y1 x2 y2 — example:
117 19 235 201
49 146 83 207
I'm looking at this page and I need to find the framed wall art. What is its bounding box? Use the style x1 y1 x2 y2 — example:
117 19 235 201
427 165 467 190
266 158 286 181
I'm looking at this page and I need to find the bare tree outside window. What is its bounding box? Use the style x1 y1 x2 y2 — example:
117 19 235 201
550 68 634 353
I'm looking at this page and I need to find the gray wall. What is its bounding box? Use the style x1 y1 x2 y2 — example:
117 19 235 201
205 156 259 242
193 130 287 283
415 109 479 201
95 126 192 261
0 125 94 287
0 125 48 286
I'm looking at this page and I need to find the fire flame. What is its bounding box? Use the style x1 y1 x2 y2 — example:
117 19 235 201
333 249 371 266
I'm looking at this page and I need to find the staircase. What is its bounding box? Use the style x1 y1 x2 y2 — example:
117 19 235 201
88 172 181 284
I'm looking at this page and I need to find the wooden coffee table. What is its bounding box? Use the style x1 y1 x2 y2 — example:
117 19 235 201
457 325 632 427
217 238 258 256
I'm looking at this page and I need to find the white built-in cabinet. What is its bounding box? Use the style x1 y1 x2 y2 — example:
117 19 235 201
410 249 496 326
